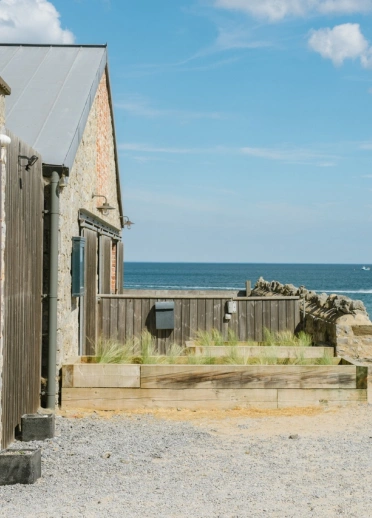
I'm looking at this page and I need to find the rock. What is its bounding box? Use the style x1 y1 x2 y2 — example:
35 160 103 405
317 293 328 308
350 300 366 313
288 434 299 440
102 452 111 459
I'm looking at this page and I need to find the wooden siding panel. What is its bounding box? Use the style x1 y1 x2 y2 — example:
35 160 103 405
83 229 97 354
2 135 43 448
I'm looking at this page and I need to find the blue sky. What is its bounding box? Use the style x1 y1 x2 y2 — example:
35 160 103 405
2 0 372 262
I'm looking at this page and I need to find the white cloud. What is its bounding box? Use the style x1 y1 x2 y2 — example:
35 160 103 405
308 23 372 67
0 0 74 44
360 141 372 149
240 145 337 163
214 0 372 21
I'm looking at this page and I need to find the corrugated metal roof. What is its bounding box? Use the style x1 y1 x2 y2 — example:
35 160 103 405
0 44 107 170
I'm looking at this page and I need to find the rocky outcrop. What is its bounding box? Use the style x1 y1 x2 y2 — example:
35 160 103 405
253 277 368 317
252 277 372 361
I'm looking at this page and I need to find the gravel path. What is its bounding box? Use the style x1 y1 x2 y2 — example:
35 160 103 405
1 405 372 517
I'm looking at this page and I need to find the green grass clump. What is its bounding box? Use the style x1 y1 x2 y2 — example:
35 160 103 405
212 328 224 346
95 337 133 364
263 329 312 347
227 328 238 346
194 329 214 346
316 351 334 365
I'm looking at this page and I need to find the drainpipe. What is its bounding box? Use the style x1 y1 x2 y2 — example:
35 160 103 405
46 171 60 409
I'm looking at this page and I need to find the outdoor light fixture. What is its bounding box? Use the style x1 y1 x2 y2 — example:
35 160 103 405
123 216 134 229
19 154 39 171
92 194 115 216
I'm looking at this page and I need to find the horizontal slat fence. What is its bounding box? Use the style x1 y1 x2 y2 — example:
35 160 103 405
97 291 300 354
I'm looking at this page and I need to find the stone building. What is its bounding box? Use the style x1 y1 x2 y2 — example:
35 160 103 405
0 44 124 408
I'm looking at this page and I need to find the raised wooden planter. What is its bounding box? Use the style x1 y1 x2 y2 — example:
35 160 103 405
61 358 370 410
185 342 335 359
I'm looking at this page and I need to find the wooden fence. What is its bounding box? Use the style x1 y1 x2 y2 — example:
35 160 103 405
97 290 300 353
1 132 43 448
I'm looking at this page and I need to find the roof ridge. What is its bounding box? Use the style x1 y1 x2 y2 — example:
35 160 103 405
0 44 107 48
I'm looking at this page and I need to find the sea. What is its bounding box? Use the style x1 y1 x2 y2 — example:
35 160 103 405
124 263 372 317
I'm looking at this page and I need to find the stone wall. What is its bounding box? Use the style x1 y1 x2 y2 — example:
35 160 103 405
54 70 122 379
253 277 372 360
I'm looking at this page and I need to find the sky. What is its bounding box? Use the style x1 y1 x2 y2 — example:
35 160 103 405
1 0 372 263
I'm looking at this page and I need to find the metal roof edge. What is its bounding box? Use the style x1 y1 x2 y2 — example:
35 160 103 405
0 43 107 48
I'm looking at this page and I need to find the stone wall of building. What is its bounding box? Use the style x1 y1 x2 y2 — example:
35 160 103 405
55 70 122 376
253 277 372 360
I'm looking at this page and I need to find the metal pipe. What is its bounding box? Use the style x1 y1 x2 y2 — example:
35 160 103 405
46 171 59 409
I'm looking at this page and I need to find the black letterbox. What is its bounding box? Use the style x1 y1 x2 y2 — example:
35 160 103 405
155 301 175 330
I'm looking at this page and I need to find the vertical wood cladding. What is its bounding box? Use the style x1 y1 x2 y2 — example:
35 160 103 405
1 133 43 448
82 229 98 356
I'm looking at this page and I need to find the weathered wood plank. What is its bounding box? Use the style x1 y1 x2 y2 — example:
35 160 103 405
125 299 134 339
270 300 279 334
117 299 126 342
101 298 110 340
262 300 271 335
197 299 206 333
181 299 191 345
109 298 118 340
238 300 247 341
205 299 213 331
254 300 263 342
247 300 255 341
213 299 222 333
141 365 357 389
62 364 140 388
278 300 286 332
133 299 142 339
62 387 278 410
277 388 367 407
83 229 98 353
190 300 197 339
286 300 295 332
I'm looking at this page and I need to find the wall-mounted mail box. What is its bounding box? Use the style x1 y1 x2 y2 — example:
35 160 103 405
155 301 175 330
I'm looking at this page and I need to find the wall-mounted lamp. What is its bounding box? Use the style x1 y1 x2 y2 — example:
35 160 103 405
123 216 134 229
19 154 39 171
92 194 115 216
59 175 69 188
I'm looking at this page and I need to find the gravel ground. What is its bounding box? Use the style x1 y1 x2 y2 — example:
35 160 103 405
0 405 372 518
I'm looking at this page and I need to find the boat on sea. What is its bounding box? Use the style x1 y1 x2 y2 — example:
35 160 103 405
361 266 370 271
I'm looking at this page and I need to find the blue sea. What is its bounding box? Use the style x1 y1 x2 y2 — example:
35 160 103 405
124 263 372 317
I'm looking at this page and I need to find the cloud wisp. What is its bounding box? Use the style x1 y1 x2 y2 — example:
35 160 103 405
116 96 225 121
308 23 372 68
213 0 372 22
0 0 74 44
120 142 338 165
